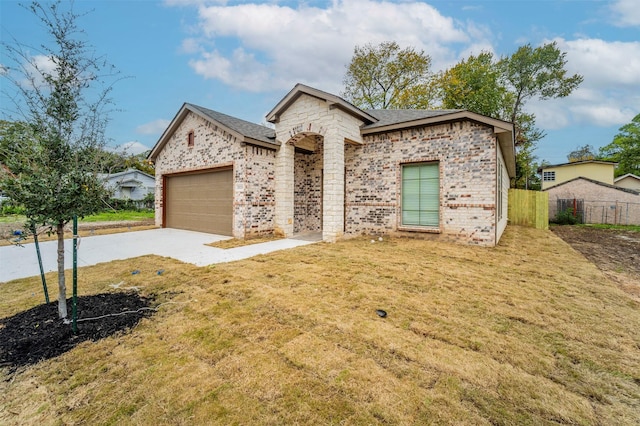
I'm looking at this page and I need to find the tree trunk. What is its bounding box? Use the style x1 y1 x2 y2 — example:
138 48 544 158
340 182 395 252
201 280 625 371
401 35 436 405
57 221 67 319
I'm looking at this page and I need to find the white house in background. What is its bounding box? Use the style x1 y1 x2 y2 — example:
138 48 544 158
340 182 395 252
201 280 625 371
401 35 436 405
614 173 640 191
101 168 155 200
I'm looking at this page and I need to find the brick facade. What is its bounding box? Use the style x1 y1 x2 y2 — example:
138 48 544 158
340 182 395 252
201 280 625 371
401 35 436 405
150 85 514 246
345 121 504 246
153 111 276 238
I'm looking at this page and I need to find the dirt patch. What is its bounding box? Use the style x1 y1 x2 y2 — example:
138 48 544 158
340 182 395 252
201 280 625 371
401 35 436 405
0 292 155 372
552 226 640 300
206 234 283 249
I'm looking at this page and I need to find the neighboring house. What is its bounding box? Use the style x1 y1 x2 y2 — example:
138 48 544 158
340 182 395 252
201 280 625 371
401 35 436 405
148 84 515 246
544 177 640 225
614 173 640 191
539 160 617 190
101 168 155 201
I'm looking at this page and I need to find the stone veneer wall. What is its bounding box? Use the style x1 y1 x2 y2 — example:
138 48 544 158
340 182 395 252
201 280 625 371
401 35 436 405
345 120 499 246
153 111 276 238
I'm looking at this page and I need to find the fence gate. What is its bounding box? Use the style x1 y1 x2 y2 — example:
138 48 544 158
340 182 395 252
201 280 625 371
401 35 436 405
557 198 584 223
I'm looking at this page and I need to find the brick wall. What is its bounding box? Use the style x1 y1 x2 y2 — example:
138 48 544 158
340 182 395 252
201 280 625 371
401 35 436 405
293 140 323 233
153 111 276 238
244 145 276 237
546 179 640 225
345 120 499 246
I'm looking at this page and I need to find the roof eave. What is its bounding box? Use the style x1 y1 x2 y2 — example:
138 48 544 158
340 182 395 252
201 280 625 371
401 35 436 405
148 103 246 161
243 137 280 149
361 110 512 135
539 160 619 171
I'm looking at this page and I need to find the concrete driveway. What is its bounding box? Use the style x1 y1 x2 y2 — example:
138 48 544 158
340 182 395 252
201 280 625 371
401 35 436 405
0 228 319 283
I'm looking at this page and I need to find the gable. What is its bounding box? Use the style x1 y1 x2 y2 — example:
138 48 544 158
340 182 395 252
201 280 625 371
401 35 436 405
149 103 276 161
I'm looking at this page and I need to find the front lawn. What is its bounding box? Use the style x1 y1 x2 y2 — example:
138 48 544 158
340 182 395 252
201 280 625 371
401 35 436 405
1 226 639 424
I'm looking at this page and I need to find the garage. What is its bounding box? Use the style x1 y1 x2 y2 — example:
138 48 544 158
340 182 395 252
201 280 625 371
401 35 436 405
164 168 233 235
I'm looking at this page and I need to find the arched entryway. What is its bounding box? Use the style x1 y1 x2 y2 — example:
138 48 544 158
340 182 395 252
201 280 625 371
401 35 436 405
267 85 374 242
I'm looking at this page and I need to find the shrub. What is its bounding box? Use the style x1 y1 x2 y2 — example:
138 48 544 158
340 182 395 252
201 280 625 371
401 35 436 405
1 201 26 216
552 208 582 225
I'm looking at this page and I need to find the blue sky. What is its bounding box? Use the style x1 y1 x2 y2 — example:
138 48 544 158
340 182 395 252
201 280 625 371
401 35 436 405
1 0 639 165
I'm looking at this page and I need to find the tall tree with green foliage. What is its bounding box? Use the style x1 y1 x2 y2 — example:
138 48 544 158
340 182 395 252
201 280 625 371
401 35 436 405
342 41 435 109
437 52 509 118
499 42 583 188
599 114 640 177
434 43 582 188
500 42 583 125
0 1 117 319
567 144 598 162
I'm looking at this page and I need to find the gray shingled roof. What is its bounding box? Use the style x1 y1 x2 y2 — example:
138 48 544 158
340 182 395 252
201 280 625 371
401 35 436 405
187 103 276 145
542 176 640 195
362 109 465 129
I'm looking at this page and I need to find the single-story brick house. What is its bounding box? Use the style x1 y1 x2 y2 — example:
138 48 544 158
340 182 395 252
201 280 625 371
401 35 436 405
149 84 515 246
544 176 640 225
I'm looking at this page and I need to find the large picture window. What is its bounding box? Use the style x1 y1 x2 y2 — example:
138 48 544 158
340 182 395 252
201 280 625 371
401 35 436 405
402 162 439 227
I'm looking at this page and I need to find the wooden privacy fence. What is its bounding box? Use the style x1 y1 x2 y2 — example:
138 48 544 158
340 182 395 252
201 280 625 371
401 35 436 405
508 189 549 229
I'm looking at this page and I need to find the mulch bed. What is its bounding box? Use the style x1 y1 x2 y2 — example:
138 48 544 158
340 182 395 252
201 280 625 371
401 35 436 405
0 292 155 372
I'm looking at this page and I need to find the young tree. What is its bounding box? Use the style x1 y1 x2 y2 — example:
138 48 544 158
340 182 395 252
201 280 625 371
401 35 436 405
342 41 435 109
599 114 640 176
0 1 117 319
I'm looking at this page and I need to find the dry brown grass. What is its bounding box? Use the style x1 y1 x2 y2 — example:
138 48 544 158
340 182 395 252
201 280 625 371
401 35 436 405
206 234 283 249
1 226 639 425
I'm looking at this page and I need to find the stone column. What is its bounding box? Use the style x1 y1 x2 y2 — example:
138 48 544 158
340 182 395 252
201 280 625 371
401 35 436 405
322 127 344 242
275 142 295 237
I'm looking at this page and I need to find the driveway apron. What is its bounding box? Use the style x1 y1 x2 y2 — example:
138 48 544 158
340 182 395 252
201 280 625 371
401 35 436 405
0 228 318 282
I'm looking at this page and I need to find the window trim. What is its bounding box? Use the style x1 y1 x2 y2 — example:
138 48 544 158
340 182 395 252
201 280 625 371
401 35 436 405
398 161 441 232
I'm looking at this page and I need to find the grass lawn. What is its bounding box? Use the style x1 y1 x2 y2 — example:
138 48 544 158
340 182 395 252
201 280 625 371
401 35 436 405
0 210 155 246
0 210 154 224
1 226 639 425
80 210 154 222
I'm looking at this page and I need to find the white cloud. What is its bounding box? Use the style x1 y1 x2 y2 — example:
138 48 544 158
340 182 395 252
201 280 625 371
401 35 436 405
180 0 472 93
555 38 640 89
529 38 640 130
113 141 151 155
180 38 202 54
610 0 640 27
136 119 171 135
17 54 57 88
170 1 638 134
